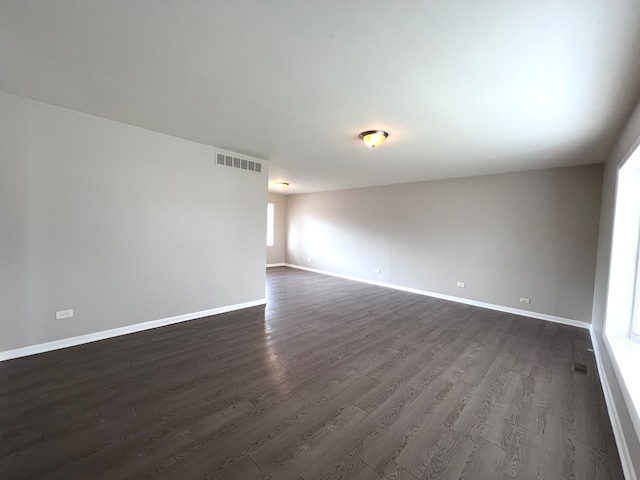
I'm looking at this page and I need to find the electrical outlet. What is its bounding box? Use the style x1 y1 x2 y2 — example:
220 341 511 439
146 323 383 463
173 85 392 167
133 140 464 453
456 282 465 288
56 309 74 320
374 268 381 274
519 298 531 304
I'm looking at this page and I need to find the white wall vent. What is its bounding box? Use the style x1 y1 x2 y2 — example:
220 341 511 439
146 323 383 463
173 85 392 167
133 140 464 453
215 152 263 174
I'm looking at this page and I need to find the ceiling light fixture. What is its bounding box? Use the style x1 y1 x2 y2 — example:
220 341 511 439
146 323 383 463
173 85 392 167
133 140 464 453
275 182 289 190
359 130 388 148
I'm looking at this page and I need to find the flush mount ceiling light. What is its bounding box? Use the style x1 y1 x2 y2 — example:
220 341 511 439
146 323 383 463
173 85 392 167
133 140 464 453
359 130 388 148
275 182 289 190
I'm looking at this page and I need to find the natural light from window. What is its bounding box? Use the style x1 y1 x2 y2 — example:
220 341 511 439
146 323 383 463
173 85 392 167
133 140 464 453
633 246 640 341
266 203 274 247
605 143 640 440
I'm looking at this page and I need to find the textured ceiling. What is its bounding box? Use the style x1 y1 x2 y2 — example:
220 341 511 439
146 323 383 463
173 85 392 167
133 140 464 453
1 1 640 194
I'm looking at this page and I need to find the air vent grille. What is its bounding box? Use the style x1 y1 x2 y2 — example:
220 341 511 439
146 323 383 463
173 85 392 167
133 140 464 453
215 152 263 174
570 360 591 376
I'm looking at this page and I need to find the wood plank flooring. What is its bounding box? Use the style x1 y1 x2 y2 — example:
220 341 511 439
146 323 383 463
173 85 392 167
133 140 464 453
0 267 625 479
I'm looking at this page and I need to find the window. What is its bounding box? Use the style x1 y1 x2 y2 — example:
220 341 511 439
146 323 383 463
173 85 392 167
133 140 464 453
633 241 640 340
266 203 274 247
605 144 640 440
607 159 640 340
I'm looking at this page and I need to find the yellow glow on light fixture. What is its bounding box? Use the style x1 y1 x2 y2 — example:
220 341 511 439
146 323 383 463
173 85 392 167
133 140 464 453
275 181 289 190
359 130 388 148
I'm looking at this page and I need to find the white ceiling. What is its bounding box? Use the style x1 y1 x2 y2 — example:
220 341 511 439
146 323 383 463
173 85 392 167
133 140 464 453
1 1 639 194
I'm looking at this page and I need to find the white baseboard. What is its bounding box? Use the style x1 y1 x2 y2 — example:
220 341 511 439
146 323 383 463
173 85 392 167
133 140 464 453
590 327 638 480
266 263 286 268
284 263 590 329
0 298 267 362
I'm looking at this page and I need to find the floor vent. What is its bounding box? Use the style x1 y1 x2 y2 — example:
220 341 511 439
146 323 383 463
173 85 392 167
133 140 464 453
571 360 591 376
215 153 263 174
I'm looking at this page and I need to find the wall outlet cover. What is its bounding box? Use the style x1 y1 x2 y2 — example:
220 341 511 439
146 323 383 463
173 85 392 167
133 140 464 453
56 309 74 320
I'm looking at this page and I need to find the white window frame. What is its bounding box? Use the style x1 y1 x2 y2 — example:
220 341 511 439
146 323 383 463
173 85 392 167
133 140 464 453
632 236 640 341
266 202 275 247
604 145 640 443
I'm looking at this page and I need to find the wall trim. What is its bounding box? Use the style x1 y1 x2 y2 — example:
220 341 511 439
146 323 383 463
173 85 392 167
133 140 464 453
0 298 267 362
284 263 590 329
603 335 640 438
266 263 286 268
590 327 638 480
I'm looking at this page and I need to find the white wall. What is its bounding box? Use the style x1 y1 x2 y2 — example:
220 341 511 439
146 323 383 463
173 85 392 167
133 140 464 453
267 192 287 265
0 92 268 354
287 165 603 323
592 98 640 477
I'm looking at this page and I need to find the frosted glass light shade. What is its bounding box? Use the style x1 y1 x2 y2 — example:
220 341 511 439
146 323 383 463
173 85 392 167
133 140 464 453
359 130 388 147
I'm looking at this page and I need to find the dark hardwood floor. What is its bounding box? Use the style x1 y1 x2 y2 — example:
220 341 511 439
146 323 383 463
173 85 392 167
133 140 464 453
0 267 624 479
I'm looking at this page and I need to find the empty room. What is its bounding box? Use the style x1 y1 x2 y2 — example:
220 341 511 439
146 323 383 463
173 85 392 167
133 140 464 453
1 1 640 479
